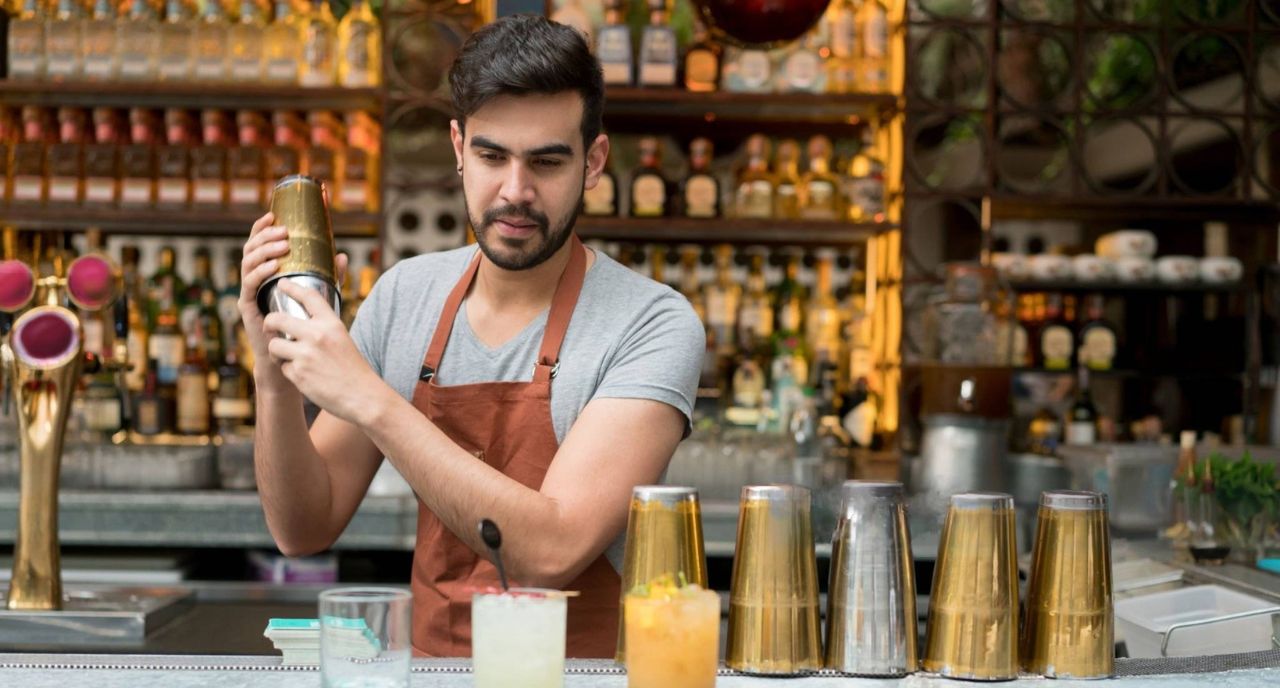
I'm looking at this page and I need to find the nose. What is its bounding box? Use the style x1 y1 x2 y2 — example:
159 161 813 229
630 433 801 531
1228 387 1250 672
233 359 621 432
498 160 537 207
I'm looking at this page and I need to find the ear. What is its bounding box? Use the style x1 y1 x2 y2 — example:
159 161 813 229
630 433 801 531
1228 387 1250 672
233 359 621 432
583 134 610 191
450 120 465 170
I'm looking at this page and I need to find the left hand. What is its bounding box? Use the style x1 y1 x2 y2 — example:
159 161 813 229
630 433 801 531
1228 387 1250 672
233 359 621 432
262 280 385 426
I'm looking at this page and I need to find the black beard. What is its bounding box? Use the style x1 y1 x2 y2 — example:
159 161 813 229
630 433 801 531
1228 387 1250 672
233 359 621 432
466 189 583 271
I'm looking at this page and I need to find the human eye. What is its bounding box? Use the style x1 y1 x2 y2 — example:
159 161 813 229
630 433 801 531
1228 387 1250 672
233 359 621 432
478 151 505 164
533 157 564 169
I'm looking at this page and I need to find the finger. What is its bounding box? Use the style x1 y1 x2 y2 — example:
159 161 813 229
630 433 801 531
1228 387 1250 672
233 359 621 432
263 311 315 341
278 280 338 321
249 212 276 236
335 252 350 289
243 225 288 256
241 240 290 279
239 259 280 306
267 334 303 362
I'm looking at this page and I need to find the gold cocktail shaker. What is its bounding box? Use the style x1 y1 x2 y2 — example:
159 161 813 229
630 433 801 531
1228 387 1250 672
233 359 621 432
256 175 342 319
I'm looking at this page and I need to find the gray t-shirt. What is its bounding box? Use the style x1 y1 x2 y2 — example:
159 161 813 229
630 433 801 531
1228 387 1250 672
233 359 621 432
348 244 705 569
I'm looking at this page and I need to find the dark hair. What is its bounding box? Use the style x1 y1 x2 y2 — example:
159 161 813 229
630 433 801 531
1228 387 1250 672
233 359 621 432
449 14 605 151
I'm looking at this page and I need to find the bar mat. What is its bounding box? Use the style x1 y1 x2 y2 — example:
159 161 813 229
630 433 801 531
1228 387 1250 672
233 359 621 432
1116 649 1280 676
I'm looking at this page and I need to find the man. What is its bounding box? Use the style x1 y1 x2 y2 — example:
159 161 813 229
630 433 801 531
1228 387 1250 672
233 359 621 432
238 14 704 658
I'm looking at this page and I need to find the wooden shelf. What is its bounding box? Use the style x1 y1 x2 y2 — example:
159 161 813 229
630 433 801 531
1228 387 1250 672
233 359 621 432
0 80 385 113
604 87 895 127
1013 367 1245 381
985 195 1280 225
575 216 894 248
0 205 380 238
1006 280 1245 294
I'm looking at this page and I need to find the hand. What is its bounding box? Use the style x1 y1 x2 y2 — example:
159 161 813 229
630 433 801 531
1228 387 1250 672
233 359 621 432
261 280 381 426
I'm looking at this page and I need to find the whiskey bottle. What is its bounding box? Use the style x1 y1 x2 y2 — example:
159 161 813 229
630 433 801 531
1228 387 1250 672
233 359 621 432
824 0 856 94
582 150 618 217
191 109 230 207
299 0 338 87
721 46 772 93
737 253 774 350
773 253 806 337
213 340 253 431
773 139 801 219
630 136 669 218
1038 292 1074 371
157 108 194 208
121 245 149 392
147 245 187 329
339 110 379 211
846 127 886 223
176 330 210 435
683 19 720 93
82 0 120 81
777 32 825 94
229 0 267 82
46 0 85 81
157 0 195 82
47 107 87 206
337 0 380 87
733 134 774 219
678 245 705 323
218 252 242 353
304 110 342 186
193 0 231 81
229 110 267 208
83 371 124 436
11 106 50 204
196 287 225 376
148 273 185 386
596 0 632 87
118 0 161 81
6 0 46 80
856 0 890 93
638 0 677 88
120 108 157 207
266 111 305 181
263 0 302 84
1077 294 1117 371
681 137 719 219
84 107 122 207
703 245 742 372
181 245 215 336
798 135 842 220
133 357 172 436
806 251 842 367
1064 366 1098 446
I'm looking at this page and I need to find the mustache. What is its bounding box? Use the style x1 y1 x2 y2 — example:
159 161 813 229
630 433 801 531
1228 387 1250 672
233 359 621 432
481 204 549 231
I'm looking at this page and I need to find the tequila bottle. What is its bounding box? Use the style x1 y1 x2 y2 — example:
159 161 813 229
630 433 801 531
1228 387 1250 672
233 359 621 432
596 0 631 87
777 32 825 94
798 135 841 220
824 0 856 94
263 0 301 84
806 251 842 367
339 110 378 211
638 0 676 88
683 19 720 93
229 0 266 82
737 253 774 351
7 0 46 80
266 110 304 180
721 47 771 93
337 0 380 87
856 0 890 93
176 329 210 435
120 108 157 207
733 134 774 219
193 0 230 81
11 106 50 204
773 254 806 338
156 108 193 207
118 0 161 81
681 137 719 218
582 150 617 217
846 127 885 223
84 107 121 206
299 0 337 87
82 0 120 81
46 0 85 81
48 107 87 205
191 109 230 207
229 110 267 207
703 244 742 368
157 0 194 81
773 139 801 219
304 110 341 185
629 136 669 218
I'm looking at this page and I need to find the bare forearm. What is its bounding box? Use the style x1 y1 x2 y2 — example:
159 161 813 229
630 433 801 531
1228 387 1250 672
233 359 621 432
253 381 335 555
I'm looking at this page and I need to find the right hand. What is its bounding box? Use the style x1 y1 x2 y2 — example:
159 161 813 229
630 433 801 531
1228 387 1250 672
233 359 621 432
239 213 293 392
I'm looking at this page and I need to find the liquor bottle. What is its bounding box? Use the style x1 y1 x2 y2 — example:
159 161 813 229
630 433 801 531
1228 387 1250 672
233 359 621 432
304 110 341 185
82 0 120 81
147 245 186 329
582 150 618 217
773 253 806 337
193 0 230 81
299 0 337 87
84 108 121 206
1064 366 1097 446
684 19 720 93
777 31 825 94
733 134 774 219
120 108 157 207
341 251 379 326
856 0 890 93
11 106 50 204
6 0 46 80
0 108 14 204
806 251 842 368
630 137 669 218
47 107 87 205
798 135 842 220
229 0 267 82
773 139 801 220
218 252 242 354
1038 292 1074 371
737 253 774 350
1077 293 1117 371
263 0 301 84
157 0 195 82
133 357 169 435
337 0 380 87
703 245 742 375
638 0 677 88
83 371 125 436
721 46 772 93
148 274 185 387
266 110 305 180
846 127 886 223
213 340 253 431
678 246 705 323
339 110 378 211
229 110 267 207
196 287 225 377
824 0 856 93
191 110 230 207
550 0 593 44
157 108 194 207
681 137 719 219
46 0 85 81
118 0 161 81
181 246 215 335
596 0 632 87
121 245 150 393
176 330 210 435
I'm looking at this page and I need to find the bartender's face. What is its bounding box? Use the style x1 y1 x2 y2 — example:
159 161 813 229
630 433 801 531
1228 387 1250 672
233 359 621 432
451 92 610 271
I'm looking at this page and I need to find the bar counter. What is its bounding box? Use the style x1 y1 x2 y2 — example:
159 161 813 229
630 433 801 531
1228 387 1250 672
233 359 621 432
0 653 1278 686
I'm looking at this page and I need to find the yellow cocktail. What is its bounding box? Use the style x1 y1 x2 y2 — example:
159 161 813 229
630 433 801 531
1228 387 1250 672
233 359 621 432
624 582 720 688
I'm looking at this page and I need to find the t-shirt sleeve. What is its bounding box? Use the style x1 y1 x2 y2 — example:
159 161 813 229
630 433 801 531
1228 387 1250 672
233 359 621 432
590 292 705 434
348 264 395 377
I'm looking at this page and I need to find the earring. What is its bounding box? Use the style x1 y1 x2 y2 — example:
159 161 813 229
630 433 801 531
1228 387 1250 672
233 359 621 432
456 166 462 174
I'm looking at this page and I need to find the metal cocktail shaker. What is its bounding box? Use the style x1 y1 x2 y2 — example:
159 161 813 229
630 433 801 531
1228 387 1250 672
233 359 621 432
255 175 342 319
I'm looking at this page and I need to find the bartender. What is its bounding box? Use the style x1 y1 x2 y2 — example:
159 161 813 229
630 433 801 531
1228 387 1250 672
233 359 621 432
237 15 704 657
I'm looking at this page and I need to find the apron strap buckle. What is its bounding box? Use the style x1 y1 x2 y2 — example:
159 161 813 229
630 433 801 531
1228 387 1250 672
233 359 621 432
533 359 560 380
420 365 435 381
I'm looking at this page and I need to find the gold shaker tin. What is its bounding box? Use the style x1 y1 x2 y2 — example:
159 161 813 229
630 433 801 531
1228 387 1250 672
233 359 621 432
256 175 341 316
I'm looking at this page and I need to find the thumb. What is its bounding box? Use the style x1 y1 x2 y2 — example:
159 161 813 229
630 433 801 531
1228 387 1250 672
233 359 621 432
335 252 350 290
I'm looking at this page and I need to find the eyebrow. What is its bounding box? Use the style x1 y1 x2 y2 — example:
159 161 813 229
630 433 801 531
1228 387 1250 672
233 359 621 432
470 135 574 158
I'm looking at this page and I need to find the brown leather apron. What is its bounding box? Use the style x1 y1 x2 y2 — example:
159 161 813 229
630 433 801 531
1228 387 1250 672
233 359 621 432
408 236 620 657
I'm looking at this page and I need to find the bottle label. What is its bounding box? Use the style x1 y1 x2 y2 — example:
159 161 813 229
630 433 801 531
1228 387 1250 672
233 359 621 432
47 177 78 203
127 329 148 391
802 179 838 219
782 50 822 92
158 179 190 205
850 177 885 219
685 50 717 89
1066 421 1097 446
1041 325 1074 370
193 180 225 205
738 51 771 90
213 396 253 420
865 9 889 59
85 178 117 204
598 27 633 85
738 304 773 341
339 184 369 211
736 180 773 218
267 60 298 82
120 53 152 78
831 11 855 58
84 58 113 80
583 174 616 216
135 398 161 435
121 179 152 205
12 176 43 201
150 333 184 384
83 317 106 358
639 28 677 86
632 176 665 217
230 180 262 206
1080 327 1117 371
177 372 210 433
684 176 718 218
195 59 226 80
85 397 123 433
